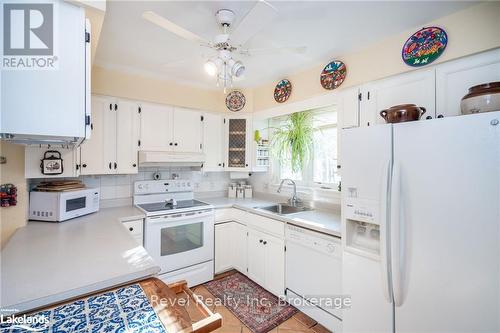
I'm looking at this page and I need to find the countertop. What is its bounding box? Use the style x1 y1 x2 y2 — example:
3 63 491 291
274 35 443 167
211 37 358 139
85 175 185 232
0 206 159 315
199 197 342 238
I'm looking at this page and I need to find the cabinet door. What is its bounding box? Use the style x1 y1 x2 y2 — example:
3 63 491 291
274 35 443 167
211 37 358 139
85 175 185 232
102 100 118 174
174 107 203 153
264 234 285 296
116 101 140 174
226 116 252 171
362 69 436 125
232 222 248 273
140 103 174 151
436 49 500 118
338 86 360 129
80 96 107 175
215 223 233 274
203 113 224 171
247 229 266 287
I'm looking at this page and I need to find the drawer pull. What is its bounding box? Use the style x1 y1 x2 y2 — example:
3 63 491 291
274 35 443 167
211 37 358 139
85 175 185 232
129 227 134 232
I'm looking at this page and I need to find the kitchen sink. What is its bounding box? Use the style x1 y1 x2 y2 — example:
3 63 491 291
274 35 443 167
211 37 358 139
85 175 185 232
260 203 312 215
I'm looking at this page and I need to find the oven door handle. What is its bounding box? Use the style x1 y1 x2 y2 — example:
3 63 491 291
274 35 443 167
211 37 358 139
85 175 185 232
148 210 214 223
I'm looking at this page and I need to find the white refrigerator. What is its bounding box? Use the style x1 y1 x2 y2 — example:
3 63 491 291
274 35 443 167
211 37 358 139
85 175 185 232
341 111 500 333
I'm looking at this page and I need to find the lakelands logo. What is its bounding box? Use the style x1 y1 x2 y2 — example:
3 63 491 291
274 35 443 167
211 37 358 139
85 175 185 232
2 2 58 70
0 314 50 332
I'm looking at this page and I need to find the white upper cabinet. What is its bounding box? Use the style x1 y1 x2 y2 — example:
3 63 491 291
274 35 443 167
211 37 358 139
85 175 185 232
436 48 500 118
225 116 252 171
139 103 174 151
102 99 118 174
116 101 140 174
338 86 361 129
361 69 436 126
173 107 203 153
80 96 107 175
80 95 139 175
139 104 202 153
1 1 89 144
203 113 224 171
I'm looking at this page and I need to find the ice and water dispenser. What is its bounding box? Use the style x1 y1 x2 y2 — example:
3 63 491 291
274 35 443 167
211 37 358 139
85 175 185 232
344 197 381 258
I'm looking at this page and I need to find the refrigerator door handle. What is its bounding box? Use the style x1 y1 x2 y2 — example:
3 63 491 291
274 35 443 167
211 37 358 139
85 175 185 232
380 159 393 303
390 162 406 306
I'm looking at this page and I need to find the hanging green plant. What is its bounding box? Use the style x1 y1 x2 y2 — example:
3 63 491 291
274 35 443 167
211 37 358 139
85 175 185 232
271 111 314 173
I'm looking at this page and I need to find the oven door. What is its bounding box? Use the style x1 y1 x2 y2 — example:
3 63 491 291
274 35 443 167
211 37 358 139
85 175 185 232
144 209 214 273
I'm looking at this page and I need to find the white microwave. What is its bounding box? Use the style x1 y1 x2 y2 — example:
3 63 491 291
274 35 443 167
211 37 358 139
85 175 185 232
29 188 100 222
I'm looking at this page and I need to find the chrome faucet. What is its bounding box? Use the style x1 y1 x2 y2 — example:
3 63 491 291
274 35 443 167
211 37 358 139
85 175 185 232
277 179 301 206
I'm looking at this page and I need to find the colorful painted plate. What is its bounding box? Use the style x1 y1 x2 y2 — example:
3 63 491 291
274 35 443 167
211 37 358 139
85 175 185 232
320 60 347 90
402 26 447 67
226 91 246 112
274 79 292 103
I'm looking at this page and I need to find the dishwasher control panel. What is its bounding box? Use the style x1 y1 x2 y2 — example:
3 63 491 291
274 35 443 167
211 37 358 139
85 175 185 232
286 225 341 257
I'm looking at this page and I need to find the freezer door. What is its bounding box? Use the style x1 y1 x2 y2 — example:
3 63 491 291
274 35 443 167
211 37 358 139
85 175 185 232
392 112 500 332
341 125 393 333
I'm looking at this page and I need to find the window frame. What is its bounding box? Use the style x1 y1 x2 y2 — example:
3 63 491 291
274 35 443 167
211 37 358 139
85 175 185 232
270 109 340 191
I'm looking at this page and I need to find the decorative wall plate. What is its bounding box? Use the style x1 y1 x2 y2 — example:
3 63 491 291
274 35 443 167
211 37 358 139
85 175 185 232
402 26 447 67
320 60 347 90
274 79 292 103
226 91 246 112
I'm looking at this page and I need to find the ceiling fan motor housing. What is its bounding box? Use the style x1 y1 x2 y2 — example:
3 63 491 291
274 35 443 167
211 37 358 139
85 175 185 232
216 9 235 27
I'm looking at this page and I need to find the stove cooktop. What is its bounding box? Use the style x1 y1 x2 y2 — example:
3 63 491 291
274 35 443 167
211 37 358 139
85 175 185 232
137 199 210 213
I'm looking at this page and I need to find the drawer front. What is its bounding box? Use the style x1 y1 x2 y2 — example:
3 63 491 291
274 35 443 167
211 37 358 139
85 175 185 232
215 208 248 223
215 208 233 222
123 219 143 244
246 212 284 237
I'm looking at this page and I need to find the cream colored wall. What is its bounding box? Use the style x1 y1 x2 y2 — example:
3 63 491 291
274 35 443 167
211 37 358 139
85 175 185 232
0 143 27 248
92 66 224 112
252 2 500 112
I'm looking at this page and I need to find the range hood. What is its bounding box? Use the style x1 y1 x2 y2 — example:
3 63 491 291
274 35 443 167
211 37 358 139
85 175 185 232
138 151 206 167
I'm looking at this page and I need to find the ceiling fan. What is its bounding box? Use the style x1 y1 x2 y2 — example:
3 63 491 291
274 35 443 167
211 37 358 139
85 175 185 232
142 1 306 92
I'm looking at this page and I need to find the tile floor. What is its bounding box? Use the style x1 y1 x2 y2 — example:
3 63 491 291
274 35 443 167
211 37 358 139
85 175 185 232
185 283 332 333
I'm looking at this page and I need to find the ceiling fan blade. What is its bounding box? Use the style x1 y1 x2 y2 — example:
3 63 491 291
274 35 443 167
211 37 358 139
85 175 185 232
240 46 307 56
230 0 278 46
142 11 209 44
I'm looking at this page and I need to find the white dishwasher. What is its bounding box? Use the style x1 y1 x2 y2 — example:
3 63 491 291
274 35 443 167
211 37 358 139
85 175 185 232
285 224 342 332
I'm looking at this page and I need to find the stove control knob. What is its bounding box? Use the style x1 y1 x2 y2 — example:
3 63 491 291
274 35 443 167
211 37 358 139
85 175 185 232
327 243 335 253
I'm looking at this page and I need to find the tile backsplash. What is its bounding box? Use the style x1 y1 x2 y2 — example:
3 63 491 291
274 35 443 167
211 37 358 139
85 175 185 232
80 168 231 202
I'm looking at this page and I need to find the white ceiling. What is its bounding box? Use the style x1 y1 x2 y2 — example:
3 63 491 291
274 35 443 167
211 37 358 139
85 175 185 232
95 1 477 90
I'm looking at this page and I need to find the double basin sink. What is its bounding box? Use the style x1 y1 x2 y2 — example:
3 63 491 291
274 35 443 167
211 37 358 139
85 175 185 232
259 203 312 215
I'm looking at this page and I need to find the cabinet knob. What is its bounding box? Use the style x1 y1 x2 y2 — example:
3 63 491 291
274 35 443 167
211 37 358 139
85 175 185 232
169 142 173 146
259 239 263 243
218 163 222 166
174 143 178 146
109 162 112 169
114 162 117 169
426 116 433 120
129 227 133 231
437 114 444 119
82 164 87 168
133 164 137 167
245 164 248 167
263 241 267 245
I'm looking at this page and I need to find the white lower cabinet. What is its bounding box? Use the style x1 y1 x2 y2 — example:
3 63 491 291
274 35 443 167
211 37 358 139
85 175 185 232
247 228 285 297
122 219 143 245
214 221 248 275
214 209 285 297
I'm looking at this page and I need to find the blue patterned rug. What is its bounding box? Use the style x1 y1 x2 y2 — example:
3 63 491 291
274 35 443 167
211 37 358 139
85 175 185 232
1 284 167 333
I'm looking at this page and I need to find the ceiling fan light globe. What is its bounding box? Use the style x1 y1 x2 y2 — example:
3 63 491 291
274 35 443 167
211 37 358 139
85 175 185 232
204 60 217 76
232 61 245 77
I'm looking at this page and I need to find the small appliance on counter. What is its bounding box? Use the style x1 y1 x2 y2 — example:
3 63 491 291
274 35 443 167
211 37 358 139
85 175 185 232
29 182 100 222
228 182 252 198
